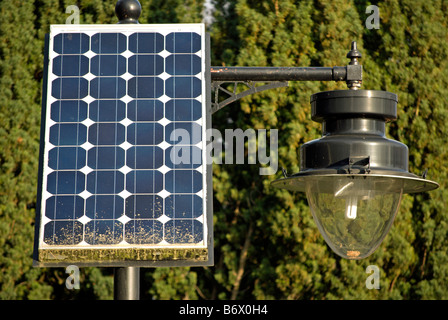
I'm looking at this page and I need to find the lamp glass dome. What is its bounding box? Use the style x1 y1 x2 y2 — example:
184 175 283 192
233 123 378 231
272 172 438 259
305 175 402 259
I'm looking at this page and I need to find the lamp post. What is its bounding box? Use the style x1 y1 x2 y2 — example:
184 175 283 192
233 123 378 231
113 0 142 301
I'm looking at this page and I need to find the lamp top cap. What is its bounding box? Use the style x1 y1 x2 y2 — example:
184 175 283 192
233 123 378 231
310 89 398 123
115 0 142 24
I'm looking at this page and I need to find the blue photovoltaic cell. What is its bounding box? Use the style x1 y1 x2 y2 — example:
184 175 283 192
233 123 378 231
165 77 201 98
53 33 90 54
165 170 202 193
86 195 124 219
128 33 164 53
165 54 201 75
125 220 163 244
91 55 127 76
88 147 125 169
127 100 164 121
127 123 164 145
84 220 123 245
48 147 86 170
165 99 202 121
45 196 85 220
44 221 83 245
166 32 201 53
126 170 163 194
165 146 202 169
51 100 88 122
40 26 207 253
90 77 126 99
165 220 203 244
91 33 127 54
165 195 203 218
47 171 85 194
125 195 163 219
126 146 163 169
86 171 124 194
52 78 88 99
128 77 164 98
88 123 125 145
165 122 202 145
49 124 87 146
52 55 89 77
89 100 126 122
128 55 164 76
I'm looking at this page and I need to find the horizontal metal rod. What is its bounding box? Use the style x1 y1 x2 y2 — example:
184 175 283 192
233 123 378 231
210 66 347 82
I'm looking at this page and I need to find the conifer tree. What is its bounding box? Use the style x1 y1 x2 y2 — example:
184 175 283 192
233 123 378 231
207 0 448 299
0 0 47 299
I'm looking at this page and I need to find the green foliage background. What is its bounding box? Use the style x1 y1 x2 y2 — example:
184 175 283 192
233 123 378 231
0 0 447 299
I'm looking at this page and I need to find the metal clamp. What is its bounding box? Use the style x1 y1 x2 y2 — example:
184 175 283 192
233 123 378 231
348 156 371 174
346 41 363 90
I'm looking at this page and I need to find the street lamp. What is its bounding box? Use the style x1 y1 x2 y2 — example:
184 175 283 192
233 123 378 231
271 89 439 259
211 41 439 259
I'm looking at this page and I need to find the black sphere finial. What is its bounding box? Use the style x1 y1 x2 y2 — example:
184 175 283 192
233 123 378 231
115 0 142 24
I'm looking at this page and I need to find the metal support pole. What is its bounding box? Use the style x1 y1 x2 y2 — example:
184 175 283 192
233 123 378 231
114 267 140 300
114 1 141 300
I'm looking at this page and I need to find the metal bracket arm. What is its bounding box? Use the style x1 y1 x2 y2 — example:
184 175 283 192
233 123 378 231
209 42 363 112
209 64 362 114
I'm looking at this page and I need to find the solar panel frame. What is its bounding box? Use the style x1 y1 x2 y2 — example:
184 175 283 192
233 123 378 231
33 24 213 267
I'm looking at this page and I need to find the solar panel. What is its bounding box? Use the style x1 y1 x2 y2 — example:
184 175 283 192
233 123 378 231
33 24 213 267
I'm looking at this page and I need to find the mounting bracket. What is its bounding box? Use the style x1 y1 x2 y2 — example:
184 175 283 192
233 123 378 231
211 81 288 114
209 42 363 113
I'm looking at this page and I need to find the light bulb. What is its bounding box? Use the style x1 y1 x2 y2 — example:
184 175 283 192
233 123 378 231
345 197 358 220
334 182 358 220
305 176 403 259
